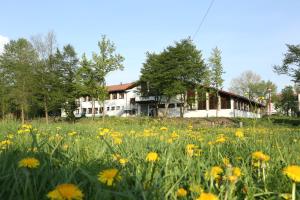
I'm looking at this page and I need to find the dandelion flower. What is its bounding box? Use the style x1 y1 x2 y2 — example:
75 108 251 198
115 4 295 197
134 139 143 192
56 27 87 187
176 188 187 197
283 165 300 182
98 168 121 186
146 152 159 162
205 166 223 180
252 151 270 162
18 157 40 169
47 183 83 200
232 167 242 177
119 158 128 166
196 192 218 200
235 130 244 138
160 127 168 131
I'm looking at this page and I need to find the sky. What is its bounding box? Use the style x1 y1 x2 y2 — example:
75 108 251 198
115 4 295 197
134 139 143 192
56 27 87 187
1 0 299 91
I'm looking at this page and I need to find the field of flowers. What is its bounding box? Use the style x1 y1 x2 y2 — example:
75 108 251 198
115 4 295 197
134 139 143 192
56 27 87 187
0 118 299 200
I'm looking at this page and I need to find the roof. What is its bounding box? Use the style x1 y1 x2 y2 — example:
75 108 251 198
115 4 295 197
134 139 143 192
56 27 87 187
218 90 265 107
107 82 136 92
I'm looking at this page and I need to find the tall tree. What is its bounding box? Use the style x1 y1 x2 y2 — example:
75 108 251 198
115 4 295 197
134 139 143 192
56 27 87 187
275 86 297 116
139 38 208 117
274 44 300 83
57 45 79 122
31 31 58 124
92 35 124 120
0 39 37 123
229 70 262 99
209 47 224 116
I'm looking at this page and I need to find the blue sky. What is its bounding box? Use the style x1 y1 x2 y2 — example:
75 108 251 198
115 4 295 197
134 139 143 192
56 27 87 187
1 0 299 91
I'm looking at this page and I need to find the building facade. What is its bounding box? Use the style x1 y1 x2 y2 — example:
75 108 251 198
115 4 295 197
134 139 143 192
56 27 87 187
61 82 265 118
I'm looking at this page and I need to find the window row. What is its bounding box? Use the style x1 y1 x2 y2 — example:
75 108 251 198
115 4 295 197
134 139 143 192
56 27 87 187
82 93 125 102
77 106 124 114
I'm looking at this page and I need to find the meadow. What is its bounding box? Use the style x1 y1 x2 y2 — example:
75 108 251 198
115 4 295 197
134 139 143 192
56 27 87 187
0 117 299 200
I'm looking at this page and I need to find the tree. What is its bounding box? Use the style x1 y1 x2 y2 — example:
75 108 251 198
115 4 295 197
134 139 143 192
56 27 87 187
56 45 79 122
31 31 59 124
275 86 297 116
0 39 37 123
139 38 208 117
229 70 261 99
92 35 124 120
77 54 103 119
274 44 300 83
209 47 224 116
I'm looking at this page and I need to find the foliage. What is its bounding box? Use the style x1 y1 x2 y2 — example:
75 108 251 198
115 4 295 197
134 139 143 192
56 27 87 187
275 86 298 116
139 38 208 117
274 44 300 83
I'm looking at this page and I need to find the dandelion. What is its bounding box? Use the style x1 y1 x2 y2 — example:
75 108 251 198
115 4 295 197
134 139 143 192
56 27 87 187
18 157 40 169
176 188 187 197
283 165 300 200
252 151 270 162
235 130 244 138
68 131 77 136
283 165 300 182
205 166 223 180
196 192 218 200
47 183 83 200
146 152 159 162
222 158 230 167
232 167 242 177
119 158 128 166
98 168 121 186
160 127 168 131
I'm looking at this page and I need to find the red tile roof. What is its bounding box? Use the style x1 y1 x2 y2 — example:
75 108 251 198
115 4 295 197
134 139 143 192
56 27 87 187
107 82 136 92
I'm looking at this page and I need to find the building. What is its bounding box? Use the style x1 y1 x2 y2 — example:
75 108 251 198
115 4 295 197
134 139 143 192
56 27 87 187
61 82 265 118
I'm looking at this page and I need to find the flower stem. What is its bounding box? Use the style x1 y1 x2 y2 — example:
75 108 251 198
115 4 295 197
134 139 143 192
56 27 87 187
292 182 296 200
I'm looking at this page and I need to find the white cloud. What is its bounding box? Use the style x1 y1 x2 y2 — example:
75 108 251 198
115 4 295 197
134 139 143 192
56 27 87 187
0 35 9 54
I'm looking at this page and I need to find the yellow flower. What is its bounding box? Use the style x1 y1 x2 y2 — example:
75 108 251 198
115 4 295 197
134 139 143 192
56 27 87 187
196 192 218 200
235 130 244 138
283 165 300 182
146 152 159 162
252 151 270 162
119 158 128 166
160 127 168 131
47 183 83 200
113 137 122 145
18 157 40 169
68 131 77 136
205 166 223 180
176 188 187 197
222 158 230 167
98 168 121 186
232 167 242 177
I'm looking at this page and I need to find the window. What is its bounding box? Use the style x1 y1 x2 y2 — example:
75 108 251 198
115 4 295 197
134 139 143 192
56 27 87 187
168 104 175 108
82 108 87 114
83 97 86 102
75 109 80 114
87 96 92 102
221 95 231 109
158 104 165 108
119 93 124 99
99 107 103 113
209 94 218 110
111 106 115 111
107 107 110 111
116 106 120 110
95 108 99 114
112 93 117 99
88 108 92 114
177 103 183 107
130 98 135 104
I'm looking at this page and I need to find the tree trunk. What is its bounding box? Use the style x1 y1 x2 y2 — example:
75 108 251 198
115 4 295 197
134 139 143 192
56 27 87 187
163 97 171 117
92 98 95 120
216 92 219 117
180 94 184 118
102 100 105 122
21 104 25 124
44 96 49 124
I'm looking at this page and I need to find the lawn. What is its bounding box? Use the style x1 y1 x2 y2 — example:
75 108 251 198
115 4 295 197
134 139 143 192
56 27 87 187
0 117 299 200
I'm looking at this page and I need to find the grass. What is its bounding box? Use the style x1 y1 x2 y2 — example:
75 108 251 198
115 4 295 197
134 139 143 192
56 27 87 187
0 117 300 199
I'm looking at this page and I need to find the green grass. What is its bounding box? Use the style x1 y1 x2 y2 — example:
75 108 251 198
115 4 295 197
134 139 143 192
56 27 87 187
0 118 300 199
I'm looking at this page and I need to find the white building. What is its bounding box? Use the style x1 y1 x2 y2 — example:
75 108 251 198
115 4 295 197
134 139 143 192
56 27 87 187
61 82 265 118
